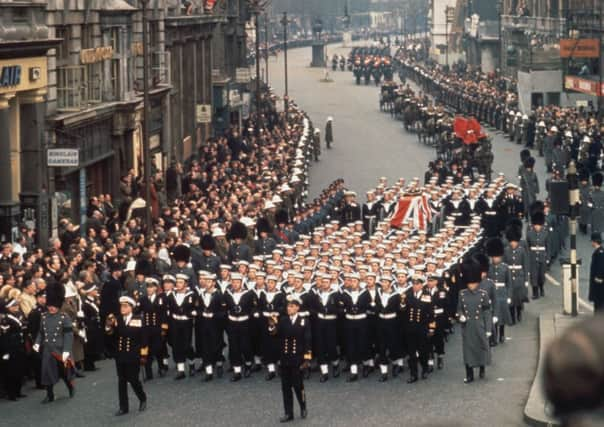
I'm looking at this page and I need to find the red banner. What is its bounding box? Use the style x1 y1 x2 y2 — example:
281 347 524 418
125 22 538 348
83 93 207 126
564 75 602 97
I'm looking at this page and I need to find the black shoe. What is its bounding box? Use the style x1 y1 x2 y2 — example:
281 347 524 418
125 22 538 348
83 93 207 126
427 366 434 373
144 372 153 382
421 371 429 380
115 409 128 416
280 414 294 423
204 373 213 382
75 372 86 378
479 367 485 379
379 374 388 382
499 335 505 343
332 364 340 378
346 374 358 382
406 375 418 384
362 365 370 378
244 366 251 378
42 395 55 404
437 357 444 370
174 372 186 380
217 366 224 378
266 372 276 381
231 373 242 382
464 376 474 384
189 366 196 377
252 364 262 373
301 407 307 419
392 365 401 377
540 288 545 297
319 374 328 383
158 367 167 378
68 386 75 398
139 400 147 412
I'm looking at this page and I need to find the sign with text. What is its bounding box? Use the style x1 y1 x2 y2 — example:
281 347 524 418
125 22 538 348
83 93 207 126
564 75 602 96
560 39 600 58
0 56 47 95
47 148 79 167
196 104 212 124
235 67 251 83
80 46 114 64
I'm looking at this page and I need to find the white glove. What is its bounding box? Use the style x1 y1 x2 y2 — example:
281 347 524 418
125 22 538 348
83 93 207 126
486 332 492 338
459 315 467 323
525 282 529 288
2 354 8 360
33 343 40 352
62 352 70 362
77 310 85 319
507 298 511 305
493 316 498 324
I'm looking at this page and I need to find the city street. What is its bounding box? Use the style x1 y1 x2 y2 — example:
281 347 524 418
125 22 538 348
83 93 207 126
1 43 595 427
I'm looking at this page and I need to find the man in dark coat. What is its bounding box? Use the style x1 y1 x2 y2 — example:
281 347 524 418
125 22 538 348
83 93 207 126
170 245 198 289
255 218 277 256
197 235 221 275
268 295 311 423
588 232 604 312
227 222 252 263
81 283 103 371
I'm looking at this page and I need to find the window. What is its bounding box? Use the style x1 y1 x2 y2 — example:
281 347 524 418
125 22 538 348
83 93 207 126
85 63 103 103
81 24 94 50
57 66 85 110
109 27 121 54
55 26 70 61
111 59 121 100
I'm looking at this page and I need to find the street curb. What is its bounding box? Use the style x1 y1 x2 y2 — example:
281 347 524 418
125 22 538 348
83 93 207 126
523 314 559 427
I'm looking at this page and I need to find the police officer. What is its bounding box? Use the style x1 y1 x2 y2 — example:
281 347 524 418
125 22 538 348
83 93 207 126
105 296 148 416
268 295 311 423
588 232 604 312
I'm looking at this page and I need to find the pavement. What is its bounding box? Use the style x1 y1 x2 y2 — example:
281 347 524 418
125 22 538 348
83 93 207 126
1 42 597 426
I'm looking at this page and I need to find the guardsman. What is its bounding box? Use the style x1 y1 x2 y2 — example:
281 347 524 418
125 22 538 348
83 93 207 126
588 232 604 312
504 226 529 323
425 273 448 370
0 297 27 400
402 275 433 383
340 272 370 382
527 211 550 299
486 238 513 344
311 273 341 382
474 253 497 347
167 274 196 379
198 235 221 275
375 275 404 381
27 289 47 389
197 272 226 381
33 282 75 403
105 296 148 416
228 221 253 263
255 218 277 256
138 276 166 379
259 275 286 380
457 259 492 384
224 273 257 381
268 295 311 423
520 157 539 217
81 282 103 372
171 244 198 290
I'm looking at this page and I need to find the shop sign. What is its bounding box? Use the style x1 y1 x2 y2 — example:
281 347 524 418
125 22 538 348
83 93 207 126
47 148 80 167
564 75 602 96
0 65 21 88
80 46 114 64
235 67 251 83
196 104 212 124
560 39 600 58
0 57 47 95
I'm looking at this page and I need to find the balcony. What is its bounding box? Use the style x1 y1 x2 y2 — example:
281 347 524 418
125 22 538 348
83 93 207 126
502 15 565 36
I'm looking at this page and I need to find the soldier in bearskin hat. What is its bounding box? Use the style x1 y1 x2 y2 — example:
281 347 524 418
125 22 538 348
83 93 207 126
504 226 529 323
198 234 221 275
228 221 252 263
255 217 277 256
527 211 549 299
486 238 513 344
171 244 197 289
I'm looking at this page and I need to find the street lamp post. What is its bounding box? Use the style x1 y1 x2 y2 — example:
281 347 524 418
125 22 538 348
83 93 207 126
281 12 289 114
141 0 152 236
567 161 580 316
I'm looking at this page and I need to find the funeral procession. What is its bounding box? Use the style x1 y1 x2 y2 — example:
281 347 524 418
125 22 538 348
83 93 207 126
2 0 604 426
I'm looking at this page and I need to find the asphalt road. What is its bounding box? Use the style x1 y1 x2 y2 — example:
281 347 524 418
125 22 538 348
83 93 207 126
2 42 595 427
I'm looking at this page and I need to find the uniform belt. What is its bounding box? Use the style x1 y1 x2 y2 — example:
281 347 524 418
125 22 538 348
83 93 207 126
317 313 337 320
378 312 397 320
262 312 280 318
201 312 214 319
346 313 367 320
228 315 249 322
172 314 190 321
531 246 546 251
508 265 522 270
595 277 604 284
495 282 506 288
434 308 444 314
299 311 310 317
485 211 497 215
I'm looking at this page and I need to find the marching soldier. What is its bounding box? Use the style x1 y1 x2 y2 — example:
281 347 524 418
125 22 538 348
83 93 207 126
171 245 198 290
311 274 341 382
527 211 550 299
457 259 492 383
341 273 370 382
362 190 382 236
81 283 103 372
259 275 286 380
475 253 497 347
104 296 148 416
340 191 362 225
486 238 513 344
0 297 27 400
228 222 252 263
520 157 539 218
197 235 221 275
167 274 196 379
402 275 433 383
224 273 257 381
157 275 175 374
504 227 529 323
426 273 449 370
375 275 404 381
197 273 226 381
138 277 167 379
588 232 604 312
268 295 311 423
255 218 277 256
27 290 47 389
33 281 75 403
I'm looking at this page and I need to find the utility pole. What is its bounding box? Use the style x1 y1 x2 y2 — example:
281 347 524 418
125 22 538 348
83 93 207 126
281 12 289 114
255 10 261 134
141 0 152 236
567 161 580 316
264 13 269 86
